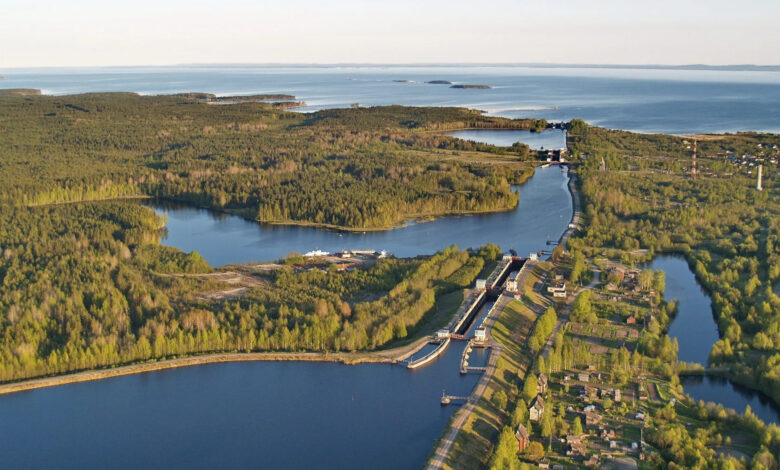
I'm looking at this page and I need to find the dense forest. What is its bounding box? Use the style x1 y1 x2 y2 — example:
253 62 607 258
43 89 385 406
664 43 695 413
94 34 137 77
568 121 780 406
0 197 495 381
0 94 533 382
0 90 538 229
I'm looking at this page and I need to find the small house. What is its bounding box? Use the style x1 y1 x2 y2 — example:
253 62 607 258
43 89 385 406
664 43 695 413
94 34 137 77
475 279 487 290
546 281 566 295
436 329 450 340
515 423 530 452
578 373 590 383
529 395 546 422
584 410 602 427
537 373 549 394
565 434 586 457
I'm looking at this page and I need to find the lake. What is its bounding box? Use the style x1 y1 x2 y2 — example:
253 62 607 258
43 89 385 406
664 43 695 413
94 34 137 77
3 65 780 134
447 129 566 150
148 165 572 266
644 256 780 424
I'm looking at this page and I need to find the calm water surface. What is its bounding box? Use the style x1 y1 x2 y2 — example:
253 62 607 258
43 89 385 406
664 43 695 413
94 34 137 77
642 256 718 365
3 65 780 134
645 256 780 424
149 165 572 266
447 129 566 150
0 342 485 470
680 375 780 424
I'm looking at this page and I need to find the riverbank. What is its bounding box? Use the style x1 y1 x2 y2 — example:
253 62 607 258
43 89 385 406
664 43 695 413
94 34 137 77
0 343 434 396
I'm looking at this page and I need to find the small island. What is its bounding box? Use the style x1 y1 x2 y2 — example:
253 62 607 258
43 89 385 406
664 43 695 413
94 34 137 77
450 84 492 89
426 80 453 84
392 79 412 83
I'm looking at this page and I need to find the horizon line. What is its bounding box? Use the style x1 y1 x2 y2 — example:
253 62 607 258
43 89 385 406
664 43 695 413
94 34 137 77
2 62 780 72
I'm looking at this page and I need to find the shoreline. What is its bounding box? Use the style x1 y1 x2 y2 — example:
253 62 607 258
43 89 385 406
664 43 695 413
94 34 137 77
252 204 522 233
0 333 434 397
0 350 388 396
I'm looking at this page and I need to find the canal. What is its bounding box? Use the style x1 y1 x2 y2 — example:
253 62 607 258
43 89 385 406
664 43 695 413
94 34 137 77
0 166 567 469
643 255 780 424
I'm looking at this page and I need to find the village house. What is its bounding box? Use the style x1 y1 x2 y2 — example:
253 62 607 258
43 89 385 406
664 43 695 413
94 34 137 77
515 423 530 452
584 410 603 427
565 434 586 457
584 454 600 467
600 428 616 441
546 280 567 297
537 373 548 394
529 395 546 422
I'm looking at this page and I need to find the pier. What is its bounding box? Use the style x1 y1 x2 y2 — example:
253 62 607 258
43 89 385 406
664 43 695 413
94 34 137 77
459 340 489 375
406 337 451 370
441 391 471 405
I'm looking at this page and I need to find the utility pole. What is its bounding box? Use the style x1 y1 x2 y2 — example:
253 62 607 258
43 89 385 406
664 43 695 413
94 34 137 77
757 164 763 191
691 140 698 180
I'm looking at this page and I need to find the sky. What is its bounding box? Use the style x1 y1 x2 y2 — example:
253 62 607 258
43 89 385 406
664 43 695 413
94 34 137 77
2 0 779 68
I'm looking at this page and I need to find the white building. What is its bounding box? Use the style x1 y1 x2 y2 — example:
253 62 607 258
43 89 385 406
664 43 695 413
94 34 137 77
506 271 521 292
474 328 486 342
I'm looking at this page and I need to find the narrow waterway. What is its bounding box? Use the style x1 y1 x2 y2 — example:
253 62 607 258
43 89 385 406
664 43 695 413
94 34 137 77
642 256 718 365
644 255 780 424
